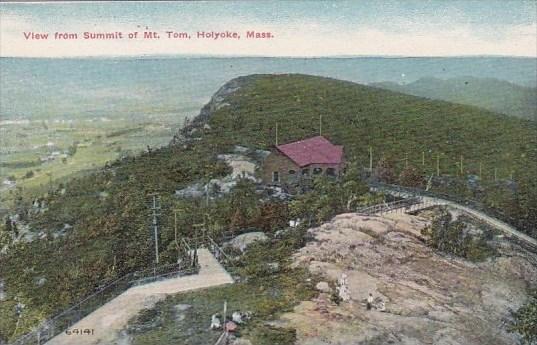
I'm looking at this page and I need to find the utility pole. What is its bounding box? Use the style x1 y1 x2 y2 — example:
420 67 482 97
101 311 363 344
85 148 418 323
275 123 279 146
479 162 482 179
149 193 161 265
436 153 440 177
405 152 408 168
319 115 322 136
174 209 180 251
205 184 209 207
422 151 425 166
223 300 228 334
369 146 373 172
460 155 464 175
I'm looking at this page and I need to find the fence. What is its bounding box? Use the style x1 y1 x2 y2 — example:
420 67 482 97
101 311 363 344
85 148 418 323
368 181 515 224
356 197 421 215
206 235 232 266
369 181 537 247
10 262 198 345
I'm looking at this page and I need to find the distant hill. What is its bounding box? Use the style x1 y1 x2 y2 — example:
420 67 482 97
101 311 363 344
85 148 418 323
371 77 537 121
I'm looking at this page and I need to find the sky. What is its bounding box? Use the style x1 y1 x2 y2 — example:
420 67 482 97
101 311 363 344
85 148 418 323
0 0 536 58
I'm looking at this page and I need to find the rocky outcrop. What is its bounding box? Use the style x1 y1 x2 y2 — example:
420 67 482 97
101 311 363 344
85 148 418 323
224 232 269 252
170 75 260 146
175 152 259 199
282 212 537 345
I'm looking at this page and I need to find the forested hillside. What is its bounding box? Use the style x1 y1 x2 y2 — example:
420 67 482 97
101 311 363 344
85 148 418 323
1 74 536 342
372 76 537 121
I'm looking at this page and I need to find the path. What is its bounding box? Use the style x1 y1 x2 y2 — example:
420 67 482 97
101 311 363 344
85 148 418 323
44 248 233 345
370 185 537 247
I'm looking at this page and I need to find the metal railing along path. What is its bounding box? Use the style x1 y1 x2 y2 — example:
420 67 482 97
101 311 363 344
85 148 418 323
356 197 422 215
9 263 198 345
368 182 537 247
206 235 232 266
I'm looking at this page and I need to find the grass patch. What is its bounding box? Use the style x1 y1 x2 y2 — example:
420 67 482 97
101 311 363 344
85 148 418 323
127 269 315 345
127 226 316 345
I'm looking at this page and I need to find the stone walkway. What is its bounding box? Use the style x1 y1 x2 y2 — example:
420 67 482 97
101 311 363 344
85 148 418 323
45 248 233 345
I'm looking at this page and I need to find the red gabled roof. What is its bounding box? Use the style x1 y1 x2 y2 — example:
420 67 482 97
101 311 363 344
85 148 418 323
276 136 343 167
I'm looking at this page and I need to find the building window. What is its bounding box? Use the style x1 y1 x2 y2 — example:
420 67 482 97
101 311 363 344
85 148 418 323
313 167 323 175
288 169 296 175
326 168 336 176
272 171 280 182
301 169 310 176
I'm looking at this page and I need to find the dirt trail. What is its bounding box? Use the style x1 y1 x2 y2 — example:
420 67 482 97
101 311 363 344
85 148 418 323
45 248 233 345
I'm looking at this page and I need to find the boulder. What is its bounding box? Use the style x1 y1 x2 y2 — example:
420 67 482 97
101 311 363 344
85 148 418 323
174 304 191 322
316 281 332 293
226 232 268 252
175 183 205 198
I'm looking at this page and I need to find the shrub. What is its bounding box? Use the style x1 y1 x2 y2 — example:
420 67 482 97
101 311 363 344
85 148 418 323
398 164 425 188
429 208 495 261
247 324 296 345
510 290 537 345
374 156 396 184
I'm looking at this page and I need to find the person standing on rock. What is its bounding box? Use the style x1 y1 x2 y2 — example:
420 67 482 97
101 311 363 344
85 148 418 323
367 293 373 310
337 273 351 302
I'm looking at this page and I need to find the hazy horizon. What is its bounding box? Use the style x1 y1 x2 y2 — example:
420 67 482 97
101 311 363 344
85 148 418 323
1 56 535 123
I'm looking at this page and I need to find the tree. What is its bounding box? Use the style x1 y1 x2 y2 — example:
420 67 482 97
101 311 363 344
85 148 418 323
398 164 425 188
229 178 259 220
230 208 247 232
374 156 396 184
251 203 289 232
289 173 370 225
512 175 537 238
339 164 369 210
4 218 18 238
4 218 12 233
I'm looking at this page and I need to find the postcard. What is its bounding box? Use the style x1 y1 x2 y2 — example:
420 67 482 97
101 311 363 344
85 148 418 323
0 1 536 345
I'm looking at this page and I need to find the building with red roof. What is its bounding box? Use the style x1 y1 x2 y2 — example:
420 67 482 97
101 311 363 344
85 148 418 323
262 136 345 190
